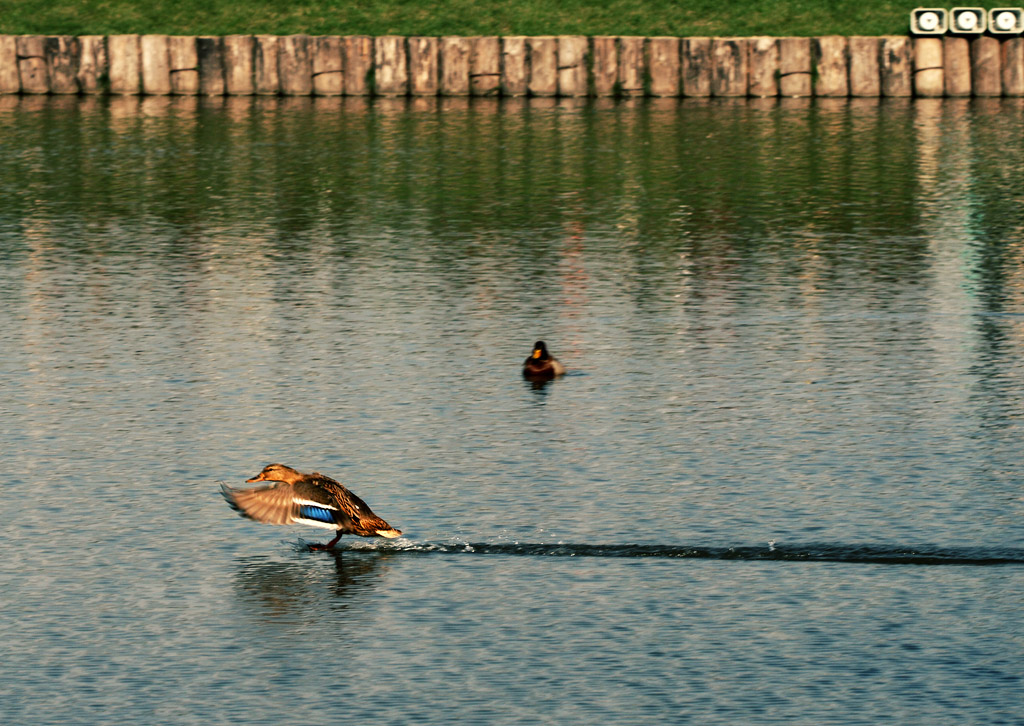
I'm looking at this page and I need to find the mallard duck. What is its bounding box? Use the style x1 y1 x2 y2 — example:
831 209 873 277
522 340 566 381
221 464 402 550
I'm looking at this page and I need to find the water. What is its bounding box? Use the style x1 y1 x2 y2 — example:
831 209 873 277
1 95 1022 725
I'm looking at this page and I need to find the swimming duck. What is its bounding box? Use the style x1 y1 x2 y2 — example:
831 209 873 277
522 340 566 381
221 464 402 550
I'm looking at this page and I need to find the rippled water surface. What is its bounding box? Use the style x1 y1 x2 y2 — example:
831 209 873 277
1 95 1022 725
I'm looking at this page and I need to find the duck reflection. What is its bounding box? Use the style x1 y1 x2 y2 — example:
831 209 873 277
525 378 552 393
233 549 388 621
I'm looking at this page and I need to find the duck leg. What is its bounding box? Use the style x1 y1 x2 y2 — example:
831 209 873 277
310 531 344 551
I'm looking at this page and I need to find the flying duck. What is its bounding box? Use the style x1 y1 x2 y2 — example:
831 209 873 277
221 464 402 549
522 340 566 381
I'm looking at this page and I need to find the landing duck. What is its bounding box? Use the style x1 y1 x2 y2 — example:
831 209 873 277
522 340 566 381
221 464 402 549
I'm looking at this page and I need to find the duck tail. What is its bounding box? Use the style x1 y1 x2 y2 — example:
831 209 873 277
376 527 402 538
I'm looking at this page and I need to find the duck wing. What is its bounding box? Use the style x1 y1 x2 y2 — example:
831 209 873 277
523 359 554 379
221 481 354 530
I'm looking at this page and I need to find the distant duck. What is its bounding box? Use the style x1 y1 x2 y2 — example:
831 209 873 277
522 340 566 381
221 464 402 550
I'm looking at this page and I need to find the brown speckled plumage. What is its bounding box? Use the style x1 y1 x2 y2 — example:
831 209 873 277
221 464 401 549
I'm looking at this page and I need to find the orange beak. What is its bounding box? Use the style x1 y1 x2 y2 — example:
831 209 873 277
245 472 266 483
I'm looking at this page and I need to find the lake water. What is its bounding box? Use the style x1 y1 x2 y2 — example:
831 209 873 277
1 94 1022 725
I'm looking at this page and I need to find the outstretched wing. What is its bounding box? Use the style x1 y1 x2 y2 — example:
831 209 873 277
221 482 347 530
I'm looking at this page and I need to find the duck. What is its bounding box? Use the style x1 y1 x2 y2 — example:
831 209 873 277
221 464 402 550
522 340 566 381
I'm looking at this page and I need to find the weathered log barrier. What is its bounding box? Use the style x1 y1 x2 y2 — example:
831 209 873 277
779 37 812 97
470 36 500 96
2 34 1023 97
849 37 881 96
682 38 713 97
441 36 470 95
408 36 438 96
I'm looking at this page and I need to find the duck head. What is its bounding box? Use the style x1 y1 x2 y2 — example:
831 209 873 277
531 341 551 360
247 463 303 484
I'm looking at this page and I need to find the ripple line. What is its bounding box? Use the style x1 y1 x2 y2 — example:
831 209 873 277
361 542 1024 565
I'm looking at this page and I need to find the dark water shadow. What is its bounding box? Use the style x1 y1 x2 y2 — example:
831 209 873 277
524 377 554 393
233 549 390 620
523 369 585 395
382 541 1024 566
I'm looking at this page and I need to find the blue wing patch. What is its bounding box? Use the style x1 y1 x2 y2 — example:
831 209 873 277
298 505 335 524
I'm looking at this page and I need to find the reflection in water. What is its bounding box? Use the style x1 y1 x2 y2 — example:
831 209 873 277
3 96 1023 315
526 378 553 394
233 550 388 622
0 96 923 240
913 98 1024 435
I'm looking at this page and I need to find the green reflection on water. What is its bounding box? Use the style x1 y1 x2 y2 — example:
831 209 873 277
0 95 923 235
0 95 1021 298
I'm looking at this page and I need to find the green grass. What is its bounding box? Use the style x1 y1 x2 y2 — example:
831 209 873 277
0 0 912 37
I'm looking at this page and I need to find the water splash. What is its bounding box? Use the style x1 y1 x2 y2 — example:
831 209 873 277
335 541 1024 566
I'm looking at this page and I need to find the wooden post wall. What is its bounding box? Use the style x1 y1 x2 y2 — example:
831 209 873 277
914 37 945 97
254 35 280 95
374 36 407 96
501 36 527 96
882 36 913 97
618 36 645 96
279 34 312 96
470 36 500 96
591 36 618 96
814 36 848 97
1004 37 1024 95
527 36 557 97
943 36 971 97
77 36 107 94
197 36 225 95
682 38 712 97
141 34 171 96
222 36 253 96
46 36 78 94
972 37 1002 97
849 37 880 97
0 33 1022 98
441 36 471 96
170 36 199 95
17 36 48 94
344 36 372 96
408 36 438 96
712 38 748 97
0 35 18 93
108 35 141 95
749 37 778 97
779 37 812 97
559 35 589 97
312 36 343 96
647 37 680 97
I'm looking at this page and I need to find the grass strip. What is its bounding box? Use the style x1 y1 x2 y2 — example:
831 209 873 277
0 0 912 37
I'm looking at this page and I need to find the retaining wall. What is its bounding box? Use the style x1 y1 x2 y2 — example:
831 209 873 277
2 34 1023 97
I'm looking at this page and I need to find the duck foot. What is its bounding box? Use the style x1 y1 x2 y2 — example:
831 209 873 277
309 532 344 551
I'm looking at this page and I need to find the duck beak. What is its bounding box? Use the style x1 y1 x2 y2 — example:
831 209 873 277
246 472 266 483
